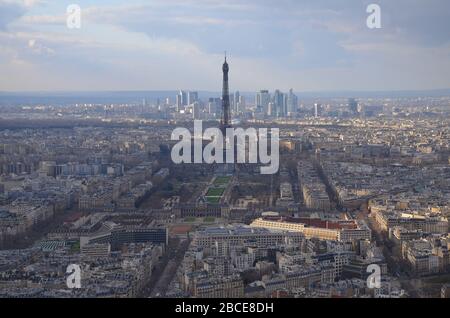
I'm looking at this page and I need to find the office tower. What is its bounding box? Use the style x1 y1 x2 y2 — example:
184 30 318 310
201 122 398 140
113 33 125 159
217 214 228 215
273 89 286 117
287 89 298 116
348 98 358 115
208 97 221 115
221 54 231 132
314 103 322 118
188 91 198 105
267 102 275 117
176 94 182 112
256 90 270 115
234 91 240 113
238 95 246 113
177 90 188 106
284 94 288 116
192 102 200 120
182 90 188 106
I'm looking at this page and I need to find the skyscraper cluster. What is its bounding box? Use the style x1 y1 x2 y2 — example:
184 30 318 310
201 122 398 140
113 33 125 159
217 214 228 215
176 90 199 112
256 89 298 118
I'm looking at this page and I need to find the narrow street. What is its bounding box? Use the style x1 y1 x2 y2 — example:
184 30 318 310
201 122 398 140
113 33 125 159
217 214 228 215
367 215 420 297
139 237 190 298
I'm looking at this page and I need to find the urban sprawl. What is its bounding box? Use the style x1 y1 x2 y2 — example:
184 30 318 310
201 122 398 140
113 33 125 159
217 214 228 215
0 85 449 298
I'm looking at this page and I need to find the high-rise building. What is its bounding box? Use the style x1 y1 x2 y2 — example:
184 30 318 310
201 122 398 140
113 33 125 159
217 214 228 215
348 98 358 115
256 90 270 115
267 102 275 117
182 90 188 106
287 89 298 116
176 90 189 111
192 102 200 120
314 103 322 118
237 95 246 113
208 97 221 116
188 91 199 105
177 90 188 106
176 94 182 112
234 91 240 113
273 89 286 117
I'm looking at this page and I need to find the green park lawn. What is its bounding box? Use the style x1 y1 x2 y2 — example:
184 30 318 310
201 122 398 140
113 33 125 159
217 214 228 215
213 176 231 186
206 187 225 197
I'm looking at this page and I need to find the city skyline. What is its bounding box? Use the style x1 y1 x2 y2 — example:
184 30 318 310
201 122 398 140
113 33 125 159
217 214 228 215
1 0 450 92
0 0 450 303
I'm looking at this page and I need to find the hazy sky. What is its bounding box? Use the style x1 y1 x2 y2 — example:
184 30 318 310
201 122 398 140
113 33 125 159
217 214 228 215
1 0 450 92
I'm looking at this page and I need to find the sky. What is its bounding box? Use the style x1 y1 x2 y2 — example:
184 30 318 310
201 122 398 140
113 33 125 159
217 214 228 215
0 0 450 92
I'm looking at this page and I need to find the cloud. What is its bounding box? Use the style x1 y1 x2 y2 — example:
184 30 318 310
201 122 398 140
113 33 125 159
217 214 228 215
0 0 45 30
20 14 65 25
0 1 26 30
1 0 450 91
27 38 55 55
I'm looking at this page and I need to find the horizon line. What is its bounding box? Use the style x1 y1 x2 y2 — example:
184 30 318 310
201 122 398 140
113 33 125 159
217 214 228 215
1 88 450 95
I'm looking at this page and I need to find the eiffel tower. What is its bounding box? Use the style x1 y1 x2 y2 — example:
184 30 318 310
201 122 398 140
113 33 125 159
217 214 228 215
220 52 231 133
219 52 234 176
